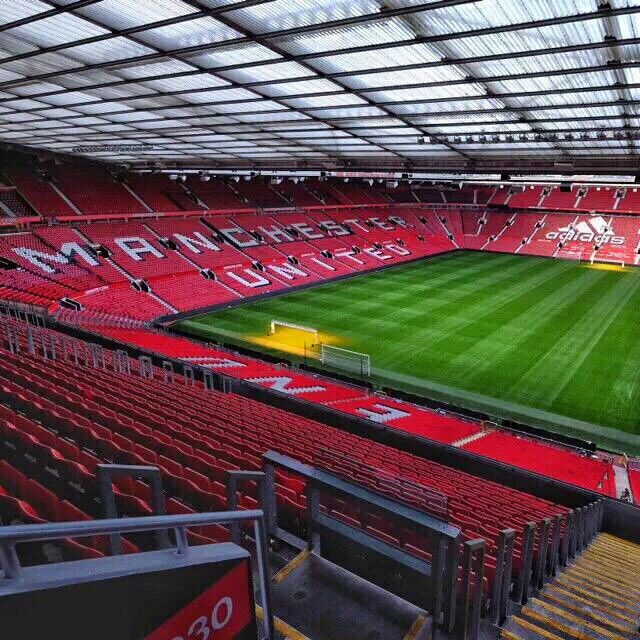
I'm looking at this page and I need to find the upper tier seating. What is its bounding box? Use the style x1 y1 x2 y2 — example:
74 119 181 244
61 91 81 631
125 174 181 213
233 179 289 208
508 186 544 209
617 187 640 213
6 167 76 218
576 186 617 212
190 181 246 209
275 180 322 206
51 166 143 215
0 188 35 217
538 187 579 210
488 187 511 206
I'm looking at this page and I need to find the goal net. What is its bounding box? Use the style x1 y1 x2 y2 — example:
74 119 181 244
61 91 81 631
320 344 371 377
269 320 318 342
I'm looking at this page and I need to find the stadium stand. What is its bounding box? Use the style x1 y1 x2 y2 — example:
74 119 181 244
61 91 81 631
0 317 571 587
124 174 181 213
617 186 640 213
507 186 544 209
577 186 618 212
0 187 34 218
50 166 144 216
5 167 77 218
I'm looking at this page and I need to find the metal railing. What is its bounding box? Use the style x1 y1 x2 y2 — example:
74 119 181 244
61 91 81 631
0 510 275 640
262 450 464 635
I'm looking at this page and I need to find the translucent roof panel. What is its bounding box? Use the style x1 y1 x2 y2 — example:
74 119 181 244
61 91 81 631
0 0 639 168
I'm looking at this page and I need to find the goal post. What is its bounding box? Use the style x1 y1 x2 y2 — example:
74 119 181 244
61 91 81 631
320 344 371 377
269 320 319 343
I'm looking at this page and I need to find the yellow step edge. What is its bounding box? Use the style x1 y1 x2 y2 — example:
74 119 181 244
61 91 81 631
272 550 311 584
593 540 640 558
540 591 638 633
511 614 567 640
569 561 640 592
599 533 640 550
588 542 640 559
585 547 640 569
521 608 598 640
557 574 640 607
591 536 640 552
500 629 525 640
529 598 630 640
548 583 640 620
255 605 312 640
403 614 427 640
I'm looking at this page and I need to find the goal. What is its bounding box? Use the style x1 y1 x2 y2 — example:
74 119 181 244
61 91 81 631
320 344 371 377
269 320 319 344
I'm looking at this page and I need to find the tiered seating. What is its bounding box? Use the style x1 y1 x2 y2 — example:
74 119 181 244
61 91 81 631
577 186 617 212
35 226 125 284
540 187 579 210
333 182 388 204
190 180 245 209
125 174 180 213
79 222 195 280
6 167 76 218
520 214 577 258
146 218 250 270
465 213 512 250
231 214 294 245
508 186 544 208
617 186 640 213
233 179 288 208
0 270 65 308
0 336 569 587
462 432 615 495
580 216 640 264
0 458 107 564
51 166 143 215
488 187 511 206
276 180 322 206
79 286 171 320
150 273 239 311
462 211 483 236
0 188 34 217
487 213 543 254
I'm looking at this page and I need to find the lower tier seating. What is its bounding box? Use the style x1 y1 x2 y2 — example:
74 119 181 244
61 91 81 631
462 432 616 495
0 330 569 589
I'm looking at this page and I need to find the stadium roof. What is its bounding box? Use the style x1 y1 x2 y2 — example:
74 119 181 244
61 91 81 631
1 0 640 172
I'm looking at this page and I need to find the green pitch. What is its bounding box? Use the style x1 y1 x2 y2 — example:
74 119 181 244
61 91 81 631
176 252 640 454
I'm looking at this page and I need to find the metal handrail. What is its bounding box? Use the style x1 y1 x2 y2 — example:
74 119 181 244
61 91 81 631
0 509 274 639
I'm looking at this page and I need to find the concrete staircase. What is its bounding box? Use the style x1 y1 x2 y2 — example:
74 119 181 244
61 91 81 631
502 533 640 640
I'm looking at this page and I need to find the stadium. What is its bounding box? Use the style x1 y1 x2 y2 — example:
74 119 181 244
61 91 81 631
0 1 639 638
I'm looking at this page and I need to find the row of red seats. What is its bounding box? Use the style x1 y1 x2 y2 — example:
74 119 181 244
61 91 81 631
629 468 640 505
0 330 569 582
462 432 615 495
0 208 456 320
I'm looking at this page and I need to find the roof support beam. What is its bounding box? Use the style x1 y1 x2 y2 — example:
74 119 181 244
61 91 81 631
1 4 637 91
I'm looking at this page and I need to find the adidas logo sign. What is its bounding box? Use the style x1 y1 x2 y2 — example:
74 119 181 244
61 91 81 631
545 216 625 245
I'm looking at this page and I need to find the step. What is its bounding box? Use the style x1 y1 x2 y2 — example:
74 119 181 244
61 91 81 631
522 598 636 640
269 552 431 640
